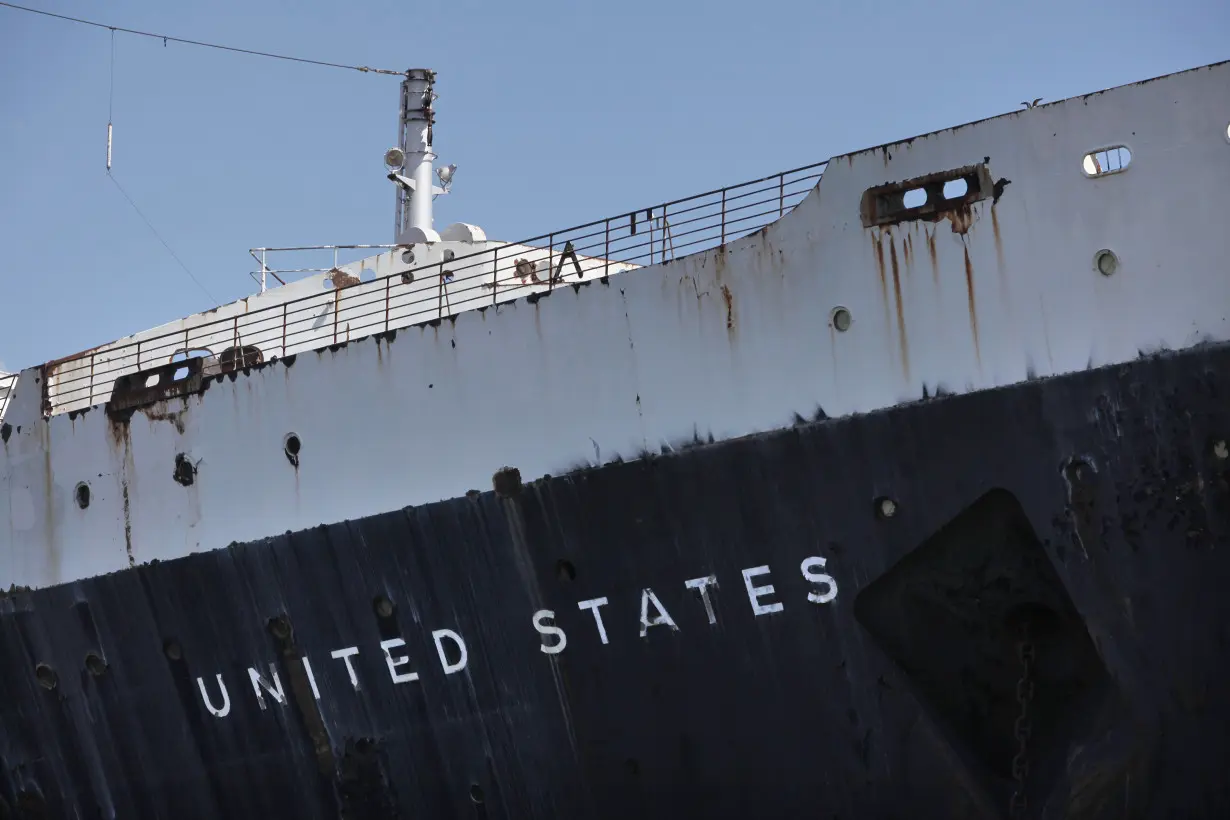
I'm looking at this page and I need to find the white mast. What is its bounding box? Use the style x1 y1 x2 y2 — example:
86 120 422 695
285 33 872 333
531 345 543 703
387 68 447 245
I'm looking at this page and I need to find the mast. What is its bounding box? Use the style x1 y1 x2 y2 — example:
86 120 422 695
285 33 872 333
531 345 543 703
388 68 444 244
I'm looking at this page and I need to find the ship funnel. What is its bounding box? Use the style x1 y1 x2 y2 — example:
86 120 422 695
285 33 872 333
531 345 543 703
392 68 445 245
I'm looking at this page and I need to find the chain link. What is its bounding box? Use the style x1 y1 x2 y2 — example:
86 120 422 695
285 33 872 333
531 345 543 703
1009 622 1036 818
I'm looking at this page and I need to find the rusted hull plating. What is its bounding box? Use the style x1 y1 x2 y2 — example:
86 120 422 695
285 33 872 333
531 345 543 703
2 342 1229 819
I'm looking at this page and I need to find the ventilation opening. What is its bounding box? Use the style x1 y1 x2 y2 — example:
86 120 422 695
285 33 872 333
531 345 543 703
1082 146 1131 177
861 164 992 228
942 178 968 199
169 349 213 382
74 482 90 509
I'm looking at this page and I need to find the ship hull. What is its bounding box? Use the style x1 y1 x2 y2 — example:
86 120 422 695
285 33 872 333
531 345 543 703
3 342 1229 819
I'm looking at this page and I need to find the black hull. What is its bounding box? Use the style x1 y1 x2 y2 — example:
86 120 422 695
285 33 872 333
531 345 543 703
3 344 1229 819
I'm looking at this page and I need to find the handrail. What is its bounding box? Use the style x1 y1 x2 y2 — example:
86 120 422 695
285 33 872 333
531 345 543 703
0 373 15 420
41 161 827 416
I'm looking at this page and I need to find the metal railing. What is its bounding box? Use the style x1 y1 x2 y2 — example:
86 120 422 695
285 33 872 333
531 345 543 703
43 161 827 415
0 373 15 420
248 244 403 291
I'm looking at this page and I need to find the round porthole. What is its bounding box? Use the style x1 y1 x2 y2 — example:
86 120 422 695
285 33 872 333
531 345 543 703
831 306 852 332
1093 249 1119 277
284 433 302 466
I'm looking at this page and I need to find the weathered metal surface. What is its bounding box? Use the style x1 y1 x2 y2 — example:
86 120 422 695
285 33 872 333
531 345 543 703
3 61 1229 593
2 341 1228 818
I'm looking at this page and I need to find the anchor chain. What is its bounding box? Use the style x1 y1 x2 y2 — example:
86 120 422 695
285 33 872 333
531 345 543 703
1009 622 1036 819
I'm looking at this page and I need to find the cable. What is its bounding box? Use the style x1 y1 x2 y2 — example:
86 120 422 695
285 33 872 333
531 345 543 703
0 2 406 77
108 175 218 304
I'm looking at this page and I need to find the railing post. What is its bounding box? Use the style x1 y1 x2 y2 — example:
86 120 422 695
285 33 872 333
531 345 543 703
661 205 667 263
779 175 785 217
491 246 498 306
548 233 555 291
604 220 610 277
720 189 727 246
649 208 655 264
136 340 141 370
89 352 96 407
282 303 288 356
384 277 391 333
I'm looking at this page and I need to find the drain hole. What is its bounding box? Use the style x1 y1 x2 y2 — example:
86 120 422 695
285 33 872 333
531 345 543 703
35 663 57 691
469 784 485 804
163 639 183 661
556 559 576 582
874 496 898 520
373 595 395 618
267 615 292 640
75 482 90 509
85 652 107 677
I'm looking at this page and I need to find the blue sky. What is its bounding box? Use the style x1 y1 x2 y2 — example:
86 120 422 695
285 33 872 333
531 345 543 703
0 0 1225 372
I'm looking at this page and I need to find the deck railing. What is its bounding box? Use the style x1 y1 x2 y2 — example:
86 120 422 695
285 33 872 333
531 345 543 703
0 373 15 420
42 161 827 415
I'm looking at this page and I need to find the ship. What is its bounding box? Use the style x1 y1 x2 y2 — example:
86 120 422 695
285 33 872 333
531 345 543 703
1 61 1229 819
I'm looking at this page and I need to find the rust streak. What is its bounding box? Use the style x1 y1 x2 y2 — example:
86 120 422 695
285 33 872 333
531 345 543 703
946 204 974 235
720 284 735 333
963 246 981 364
873 232 891 333
926 228 939 287
991 204 1008 292
889 238 910 381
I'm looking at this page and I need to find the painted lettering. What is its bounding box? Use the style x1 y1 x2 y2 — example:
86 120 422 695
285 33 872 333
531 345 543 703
742 565 784 616
639 588 679 637
301 656 321 700
191 552 843 720
533 609 567 654
380 638 420 684
432 629 468 674
685 575 719 625
801 556 838 604
247 665 286 710
196 674 231 718
577 597 611 644
330 646 362 691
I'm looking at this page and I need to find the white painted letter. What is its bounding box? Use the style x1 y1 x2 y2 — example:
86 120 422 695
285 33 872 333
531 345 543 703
331 646 362 691
380 638 420 684
196 674 231 718
742 565 784 616
639 588 679 637
247 665 287 710
577 597 611 644
533 609 568 654
801 556 839 604
432 629 469 674
685 575 720 625
301 656 321 700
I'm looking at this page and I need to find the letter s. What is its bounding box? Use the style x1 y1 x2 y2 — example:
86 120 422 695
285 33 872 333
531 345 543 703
533 609 567 655
801 556 838 604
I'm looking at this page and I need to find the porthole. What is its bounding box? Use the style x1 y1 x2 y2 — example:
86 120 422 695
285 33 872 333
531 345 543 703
284 433 301 466
1081 146 1131 177
831 307 852 332
1093 249 1119 277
